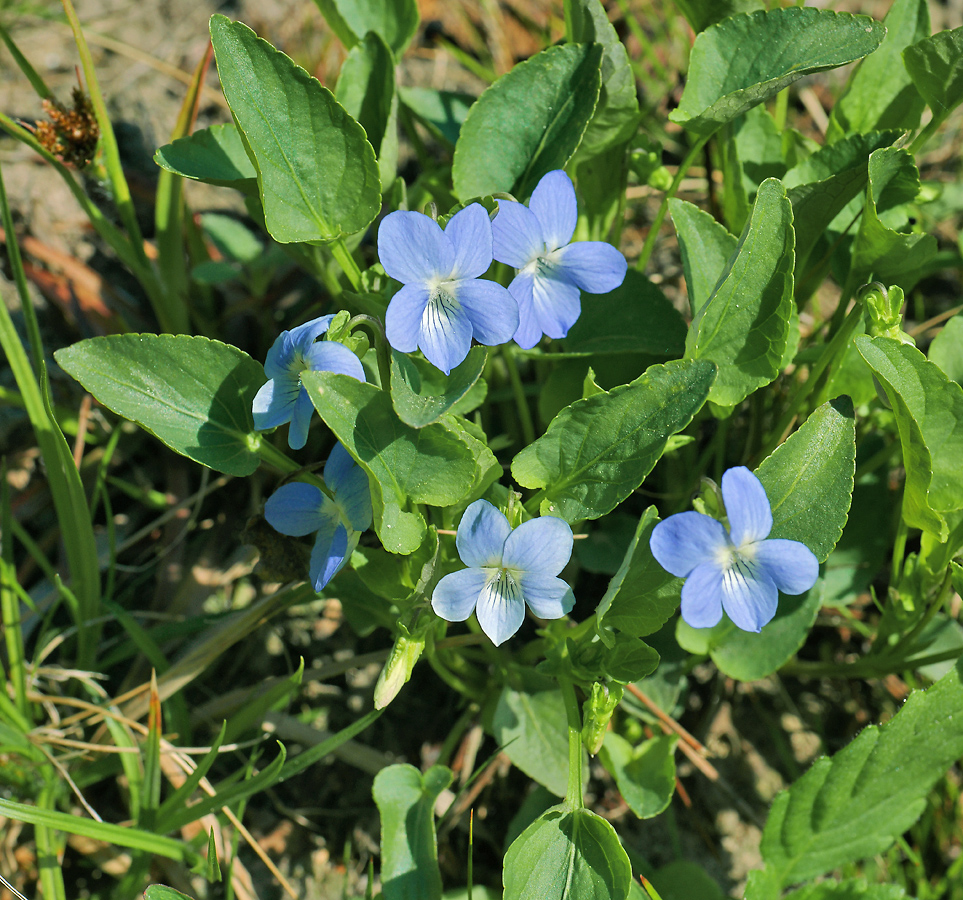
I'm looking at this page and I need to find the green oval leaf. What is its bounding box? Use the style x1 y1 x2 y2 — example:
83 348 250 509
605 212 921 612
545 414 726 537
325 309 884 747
492 676 580 798
598 733 677 819
668 197 736 317
903 25 963 117
389 346 487 428
154 123 257 186
684 178 794 410
302 371 478 554
512 358 715 523
54 334 264 476
452 43 603 201
336 30 399 187
210 15 380 243
856 335 963 540
145 888 196 900
373 764 452 900
848 148 937 292
826 0 928 140
670 8 885 136
312 0 419 55
595 507 682 642
563 270 686 358
754 659 963 888
755 396 857 562
503 805 632 900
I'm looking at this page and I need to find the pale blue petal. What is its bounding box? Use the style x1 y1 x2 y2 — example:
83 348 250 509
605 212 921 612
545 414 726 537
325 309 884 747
491 200 544 269
263 331 292 379
720 557 778 632
335 469 372 533
554 241 627 294
310 520 350 591
531 268 581 339
264 482 327 536
432 568 489 621
722 467 772 546
378 210 454 283
324 442 355 492
304 341 366 382
508 270 541 350
287 388 315 450
680 560 725 629
325 444 372 532
502 515 573 576
252 375 299 430
517 572 575 620
456 278 519 347
530 170 577 251
445 203 494 280
419 291 473 375
456 499 510 568
289 315 334 355
650 511 730 578
475 571 526 645
385 283 431 353
754 539 819 595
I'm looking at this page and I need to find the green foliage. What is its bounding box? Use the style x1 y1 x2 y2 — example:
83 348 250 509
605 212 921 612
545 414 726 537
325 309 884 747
210 15 381 243
389 346 488 428
847 148 937 292
373 764 452 900
595 507 682 643
670 0 763 33
903 25 963 118
452 43 603 201
154 123 257 185
503 805 632 900
54 334 265 476
746 658 963 894
670 8 886 136
857 336 963 540
512 359 716 521
669 198 736 315
303 371 479 553
684 178 794 409
826 0 929 141
598 733 677 819
562 271 687 357
493 675 582 798
312 0 419 55
336 30 399 187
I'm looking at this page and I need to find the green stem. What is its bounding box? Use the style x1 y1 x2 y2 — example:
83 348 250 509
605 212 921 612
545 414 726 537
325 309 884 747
330 238 363 293
890 515 909 587
782 645 962 680
501 344 535 447
908 111 948 156
559 677 584 809
635 133 710 273
762 301 862 456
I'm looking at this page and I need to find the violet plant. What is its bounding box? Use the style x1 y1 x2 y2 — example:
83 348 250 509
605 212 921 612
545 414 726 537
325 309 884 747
2 0 963 898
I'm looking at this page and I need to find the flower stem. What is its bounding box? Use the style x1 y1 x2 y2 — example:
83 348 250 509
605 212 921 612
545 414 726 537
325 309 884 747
330 237 363 292
501 344 536 447
762 300 862 456
635 133 710 273
559 677 584 810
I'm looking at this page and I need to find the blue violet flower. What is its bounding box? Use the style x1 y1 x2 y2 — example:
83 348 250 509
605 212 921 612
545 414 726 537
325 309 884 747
379 203 519 374
650 467 819 633
432 499 576 646
491 169 628 349
253 315 365 450
264 443 372 592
